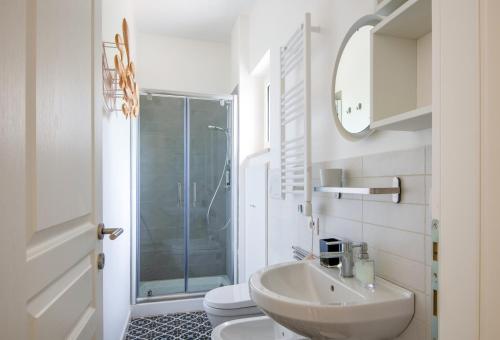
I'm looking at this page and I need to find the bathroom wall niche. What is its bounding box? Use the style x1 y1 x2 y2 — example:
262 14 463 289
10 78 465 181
371 0 432 131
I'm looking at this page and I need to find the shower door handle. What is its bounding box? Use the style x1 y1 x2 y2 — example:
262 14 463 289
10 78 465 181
177 182 182 207
193 182 197 207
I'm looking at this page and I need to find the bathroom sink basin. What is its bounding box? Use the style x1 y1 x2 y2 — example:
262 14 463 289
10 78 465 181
249 260 414 340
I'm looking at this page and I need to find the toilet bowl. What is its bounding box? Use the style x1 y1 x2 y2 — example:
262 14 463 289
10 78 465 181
211 316 307 340
203 283 263 327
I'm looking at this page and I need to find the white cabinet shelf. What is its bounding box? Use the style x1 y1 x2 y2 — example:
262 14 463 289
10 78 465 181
375 0 409 16
374 0 431 39
371 0 432 131
370 105 431 131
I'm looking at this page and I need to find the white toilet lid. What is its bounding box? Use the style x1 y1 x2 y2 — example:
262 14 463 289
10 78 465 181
204 283 255 310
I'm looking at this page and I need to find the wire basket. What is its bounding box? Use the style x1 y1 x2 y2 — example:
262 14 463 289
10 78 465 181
102 41 125 113
101 18 138 118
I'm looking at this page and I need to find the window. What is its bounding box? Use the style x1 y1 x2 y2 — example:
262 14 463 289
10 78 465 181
265 83 271 146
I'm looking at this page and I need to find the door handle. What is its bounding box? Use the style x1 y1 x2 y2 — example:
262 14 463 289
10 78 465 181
97 223 124 240
177 182 182 207
193 182 197 207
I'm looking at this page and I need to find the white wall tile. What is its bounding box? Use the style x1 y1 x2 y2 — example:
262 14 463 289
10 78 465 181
312 196 362 221
372 249 426 292
364 224 425 263
425 145 432 175
425 204 432 236
321 216 363 241
425 175 432 205
363 147 425 177
313 157 363 180
425 235 433 266
363 201 426 234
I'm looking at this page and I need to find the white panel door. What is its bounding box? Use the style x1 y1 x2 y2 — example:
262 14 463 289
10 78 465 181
480 0 500 337
244 163 268 282
0 0 104 339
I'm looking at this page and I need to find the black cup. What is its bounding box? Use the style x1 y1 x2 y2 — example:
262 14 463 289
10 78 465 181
320 238 341 267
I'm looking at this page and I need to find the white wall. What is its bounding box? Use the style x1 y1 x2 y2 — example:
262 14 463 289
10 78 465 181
232 0 431 165
231 15 263 164
102 0 135 338
235 0 434 243
136 33 231 95
234 1 433 339
253 0 431 165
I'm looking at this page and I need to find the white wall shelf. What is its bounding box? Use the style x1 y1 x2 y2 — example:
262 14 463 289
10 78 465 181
370 105 431 131
314 177 401 203
371 0 432 131
375 0 409 16
374 0 431 39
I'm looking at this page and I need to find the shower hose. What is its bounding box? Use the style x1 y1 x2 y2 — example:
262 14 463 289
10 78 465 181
206 152 231 233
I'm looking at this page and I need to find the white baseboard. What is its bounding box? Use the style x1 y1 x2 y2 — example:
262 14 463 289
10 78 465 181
120 309 131 340
131 298 204 318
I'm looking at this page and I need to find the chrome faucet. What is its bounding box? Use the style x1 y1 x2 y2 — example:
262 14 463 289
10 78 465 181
320 240 368 277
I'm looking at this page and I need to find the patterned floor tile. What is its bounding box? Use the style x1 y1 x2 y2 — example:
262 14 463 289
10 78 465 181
125 311 212 340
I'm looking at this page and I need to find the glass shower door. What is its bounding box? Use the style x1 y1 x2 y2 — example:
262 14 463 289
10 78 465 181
138 94 234 300
138 94 185 298
187 98 233 293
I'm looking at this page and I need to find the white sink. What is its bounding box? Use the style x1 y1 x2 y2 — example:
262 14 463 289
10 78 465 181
249 260 414 340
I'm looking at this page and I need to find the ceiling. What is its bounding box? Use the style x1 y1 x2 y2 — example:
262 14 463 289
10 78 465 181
133 0 255 43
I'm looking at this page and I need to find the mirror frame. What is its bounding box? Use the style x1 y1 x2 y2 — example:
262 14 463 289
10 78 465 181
332 15 382 140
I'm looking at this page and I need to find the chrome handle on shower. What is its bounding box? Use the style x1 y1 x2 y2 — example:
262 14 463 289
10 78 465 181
193 182 197 207
177 182 182 207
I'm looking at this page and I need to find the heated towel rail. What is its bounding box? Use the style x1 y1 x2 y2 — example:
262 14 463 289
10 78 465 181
280 13 319 217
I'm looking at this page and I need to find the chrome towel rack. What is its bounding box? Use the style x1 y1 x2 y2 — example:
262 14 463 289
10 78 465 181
314 177 402 203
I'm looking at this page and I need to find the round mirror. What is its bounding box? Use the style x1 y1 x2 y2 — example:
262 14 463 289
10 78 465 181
332 15 382 139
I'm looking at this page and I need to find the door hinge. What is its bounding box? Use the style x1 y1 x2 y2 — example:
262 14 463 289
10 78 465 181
431 219 439 340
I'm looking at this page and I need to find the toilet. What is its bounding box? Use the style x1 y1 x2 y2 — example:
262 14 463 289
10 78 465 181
203 283 263 327
211 316 307 340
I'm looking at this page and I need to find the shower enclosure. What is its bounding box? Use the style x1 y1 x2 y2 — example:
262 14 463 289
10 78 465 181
137 92 234 300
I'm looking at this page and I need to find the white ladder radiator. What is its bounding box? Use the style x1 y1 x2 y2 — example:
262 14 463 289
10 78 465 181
280 13 319 217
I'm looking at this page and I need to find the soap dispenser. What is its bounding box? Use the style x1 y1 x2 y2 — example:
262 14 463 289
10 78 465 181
354 243 375 288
